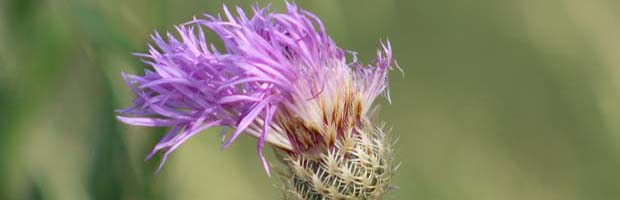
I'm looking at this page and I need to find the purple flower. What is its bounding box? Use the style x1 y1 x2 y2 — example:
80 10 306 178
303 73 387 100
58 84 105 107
117 2 395 179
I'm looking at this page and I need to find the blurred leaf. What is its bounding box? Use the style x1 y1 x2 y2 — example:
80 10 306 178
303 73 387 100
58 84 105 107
25 178 44 200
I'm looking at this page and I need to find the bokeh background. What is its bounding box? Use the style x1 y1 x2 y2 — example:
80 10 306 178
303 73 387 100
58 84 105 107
2 0 620 199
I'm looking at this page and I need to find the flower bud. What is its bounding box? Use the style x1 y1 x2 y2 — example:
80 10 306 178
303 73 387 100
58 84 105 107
278 121 397 199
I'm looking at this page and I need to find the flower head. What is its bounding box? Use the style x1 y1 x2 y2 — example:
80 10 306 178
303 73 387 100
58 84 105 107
118 2 397 198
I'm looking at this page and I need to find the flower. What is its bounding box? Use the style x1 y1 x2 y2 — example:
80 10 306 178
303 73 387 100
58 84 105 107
118 2 397 199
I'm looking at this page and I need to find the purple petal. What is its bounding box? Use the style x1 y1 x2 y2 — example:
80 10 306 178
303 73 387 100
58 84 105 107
116 116 179 127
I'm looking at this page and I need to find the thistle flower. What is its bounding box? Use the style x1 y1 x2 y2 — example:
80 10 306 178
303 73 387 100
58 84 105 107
117 2 398 199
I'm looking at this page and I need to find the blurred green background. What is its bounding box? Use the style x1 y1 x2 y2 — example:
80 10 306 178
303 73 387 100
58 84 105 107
2 0 620 199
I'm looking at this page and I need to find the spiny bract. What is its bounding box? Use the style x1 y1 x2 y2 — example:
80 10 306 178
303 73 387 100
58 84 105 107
279 121 397 200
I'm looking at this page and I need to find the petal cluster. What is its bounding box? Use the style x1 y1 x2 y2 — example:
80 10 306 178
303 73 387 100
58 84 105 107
117 2 394 175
